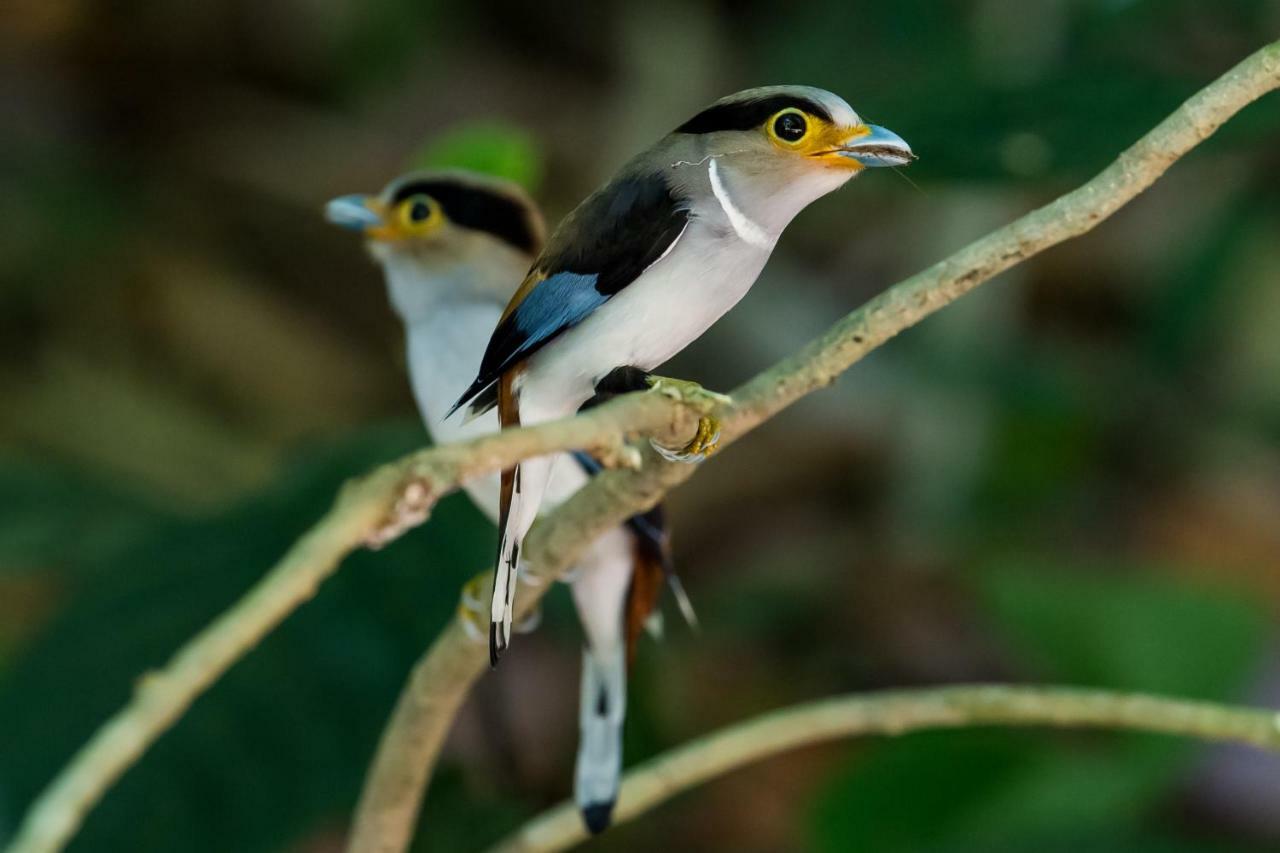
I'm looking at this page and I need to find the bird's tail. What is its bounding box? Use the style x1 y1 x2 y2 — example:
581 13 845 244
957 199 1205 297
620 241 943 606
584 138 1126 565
568 525 672 835
575 644 626 834
491 370 553 665
492 455 553 664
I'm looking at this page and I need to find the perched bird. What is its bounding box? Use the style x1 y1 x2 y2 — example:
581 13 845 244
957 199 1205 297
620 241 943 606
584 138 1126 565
326 171 688 833
450 86 914 663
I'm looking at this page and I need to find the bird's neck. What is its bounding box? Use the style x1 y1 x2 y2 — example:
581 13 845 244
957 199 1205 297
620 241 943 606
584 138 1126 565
381 255 509 327
701 156 855 244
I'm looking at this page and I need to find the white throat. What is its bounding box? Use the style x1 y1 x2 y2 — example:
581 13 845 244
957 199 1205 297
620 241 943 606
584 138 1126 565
708 157 774 250
378 253 499 327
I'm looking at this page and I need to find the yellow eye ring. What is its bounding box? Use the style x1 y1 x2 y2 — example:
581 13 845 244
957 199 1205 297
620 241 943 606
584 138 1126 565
767 108 810 146
398 194 441 232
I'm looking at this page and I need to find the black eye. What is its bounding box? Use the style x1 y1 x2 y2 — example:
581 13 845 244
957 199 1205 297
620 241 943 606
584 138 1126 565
773 111 807 142
408 197 432 223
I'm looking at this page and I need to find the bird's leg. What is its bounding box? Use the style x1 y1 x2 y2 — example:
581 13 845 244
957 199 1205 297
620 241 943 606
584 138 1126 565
576 368 651 470
457 571 490 644
587 366 655 407
645 375 731 463
588 366 730 463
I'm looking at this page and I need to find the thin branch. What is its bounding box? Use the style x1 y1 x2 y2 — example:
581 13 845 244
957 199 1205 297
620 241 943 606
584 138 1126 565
486 685 1280 853
346 39 1280 853
7 38 1278 853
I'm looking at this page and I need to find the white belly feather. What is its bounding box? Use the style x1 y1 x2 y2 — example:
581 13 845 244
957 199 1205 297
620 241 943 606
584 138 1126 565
524 222 770 409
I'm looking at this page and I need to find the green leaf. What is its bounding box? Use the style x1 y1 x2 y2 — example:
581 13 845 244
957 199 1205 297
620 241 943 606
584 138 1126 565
973 560 1267 698
409 122 544 191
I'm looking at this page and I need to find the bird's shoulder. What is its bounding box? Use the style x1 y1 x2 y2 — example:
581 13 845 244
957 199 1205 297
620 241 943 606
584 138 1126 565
534 166 690 294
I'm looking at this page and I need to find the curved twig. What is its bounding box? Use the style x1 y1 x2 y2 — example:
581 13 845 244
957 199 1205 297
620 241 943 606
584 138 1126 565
486 685 1280 853
4 394 691 853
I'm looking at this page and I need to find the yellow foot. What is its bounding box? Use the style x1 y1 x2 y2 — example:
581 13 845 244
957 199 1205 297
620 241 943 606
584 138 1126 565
457 572 490 644
646 376 729 463
652 414 721 463
459 571 542 643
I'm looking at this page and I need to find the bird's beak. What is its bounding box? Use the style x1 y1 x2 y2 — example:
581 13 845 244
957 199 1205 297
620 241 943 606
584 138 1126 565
830 125 915 168
325 194 386 232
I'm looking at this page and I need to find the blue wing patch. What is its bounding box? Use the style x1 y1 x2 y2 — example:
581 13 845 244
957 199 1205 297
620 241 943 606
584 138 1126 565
505 272 608 368
447 272 608 417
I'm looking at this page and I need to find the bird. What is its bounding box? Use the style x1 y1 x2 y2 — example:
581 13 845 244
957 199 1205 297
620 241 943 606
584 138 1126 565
326 170 693 833
449 86 914 664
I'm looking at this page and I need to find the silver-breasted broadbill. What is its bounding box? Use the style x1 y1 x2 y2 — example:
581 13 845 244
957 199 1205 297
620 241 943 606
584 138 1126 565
448 87 913 665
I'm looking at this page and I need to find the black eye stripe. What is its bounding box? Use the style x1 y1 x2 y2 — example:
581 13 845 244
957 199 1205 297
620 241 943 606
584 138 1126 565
389 179 540 253
675 95 832 135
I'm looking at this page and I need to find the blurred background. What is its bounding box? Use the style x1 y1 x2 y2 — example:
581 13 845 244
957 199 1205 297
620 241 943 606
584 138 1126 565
3 1 1280 851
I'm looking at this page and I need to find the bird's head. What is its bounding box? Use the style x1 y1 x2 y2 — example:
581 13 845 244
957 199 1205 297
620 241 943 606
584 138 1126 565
326 171 544 318
662 86 914 236
326 170 543 268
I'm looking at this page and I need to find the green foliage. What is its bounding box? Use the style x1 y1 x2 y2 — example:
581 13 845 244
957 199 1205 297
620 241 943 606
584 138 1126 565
410 123 545 192
0 456 157 582
755 0 1280 182
975 561 1266 697
335 0 444 91
0 425 501 853
810 564 1268 852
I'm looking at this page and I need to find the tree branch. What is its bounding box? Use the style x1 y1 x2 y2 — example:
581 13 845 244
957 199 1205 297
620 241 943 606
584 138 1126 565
486 685 1280 853
7 38 1278 853
5 396 694 853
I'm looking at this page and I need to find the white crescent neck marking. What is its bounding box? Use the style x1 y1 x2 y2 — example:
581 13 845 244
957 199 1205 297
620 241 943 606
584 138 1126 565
708 157 773 249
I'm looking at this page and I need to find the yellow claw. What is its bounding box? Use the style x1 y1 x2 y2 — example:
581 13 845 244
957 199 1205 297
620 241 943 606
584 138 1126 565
645 376 728 463
459 570 542 641
688 415 722 456
457 571 490 645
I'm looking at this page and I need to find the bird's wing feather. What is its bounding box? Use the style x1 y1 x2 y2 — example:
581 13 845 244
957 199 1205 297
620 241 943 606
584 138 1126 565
450 171 690 416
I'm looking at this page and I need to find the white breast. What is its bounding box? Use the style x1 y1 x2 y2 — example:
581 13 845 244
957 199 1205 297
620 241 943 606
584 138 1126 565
524 220 771 406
